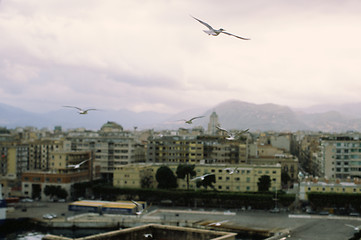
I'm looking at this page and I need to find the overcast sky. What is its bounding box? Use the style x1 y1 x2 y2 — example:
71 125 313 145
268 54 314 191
1 0 361 114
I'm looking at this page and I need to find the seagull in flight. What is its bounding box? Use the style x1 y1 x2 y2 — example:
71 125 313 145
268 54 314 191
216 126 249 140
191 173 214 181
208 220 229 226
180 116 205 124
63 106 98 114
191 15 250 40
67 159 89 169
224 167 238 174
345 224 361 232
131 200 144 215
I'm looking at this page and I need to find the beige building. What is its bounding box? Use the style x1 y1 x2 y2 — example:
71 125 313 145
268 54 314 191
114 163 281 192
21 151 97 200
299 177 361 200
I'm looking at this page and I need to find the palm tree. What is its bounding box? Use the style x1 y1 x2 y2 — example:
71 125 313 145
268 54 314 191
176 164 196 190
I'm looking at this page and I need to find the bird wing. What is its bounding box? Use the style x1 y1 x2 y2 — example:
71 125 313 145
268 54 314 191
345 224 356 228
84 108 97 111
236 129 250 135
78 159 89 166
189 116 205 121
191 176 201 181
216 126 228 133
221 31 250 40
191 15 215 31
63 106 82 111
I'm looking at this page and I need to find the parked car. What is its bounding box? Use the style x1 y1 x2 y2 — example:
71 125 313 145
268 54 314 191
349 212 360 217
269 208 280 213
43 213 57 220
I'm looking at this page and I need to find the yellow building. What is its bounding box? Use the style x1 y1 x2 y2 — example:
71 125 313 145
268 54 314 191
299 178 361 200
114 163 281 192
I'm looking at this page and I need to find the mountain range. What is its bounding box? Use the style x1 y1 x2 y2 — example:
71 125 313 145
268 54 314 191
1 100 361 132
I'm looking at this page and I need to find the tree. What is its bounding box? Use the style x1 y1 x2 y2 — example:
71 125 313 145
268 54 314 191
196 174 216 190
140 175 154 188
156 166 178 189
44 185 68 199
257 175 271 192
281 170 291 187
176 164 196 190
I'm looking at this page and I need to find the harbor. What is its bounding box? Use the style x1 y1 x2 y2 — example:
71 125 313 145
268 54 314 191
4 200 361 239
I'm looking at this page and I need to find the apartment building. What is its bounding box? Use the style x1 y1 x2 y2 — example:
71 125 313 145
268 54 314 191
147 135 248 164
114 163 281 192
320 135 361 179
21 151 94 200
66 122 146 181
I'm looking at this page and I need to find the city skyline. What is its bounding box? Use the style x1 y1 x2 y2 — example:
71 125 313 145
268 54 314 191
1 1 361 114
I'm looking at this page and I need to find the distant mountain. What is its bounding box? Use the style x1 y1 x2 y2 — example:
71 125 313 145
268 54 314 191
0 103 172 130
202 100 308 131
2 100 361 132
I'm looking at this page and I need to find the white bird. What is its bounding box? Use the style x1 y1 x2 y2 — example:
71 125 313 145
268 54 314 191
191 15 250 40
63 106 98 114
224 167 238 174
345 224 361 232
144 233 153 238
180 116 205 124
208 220 229 226
67 159 89 169
191 173 214 181
216 126 249 140
131 200 144 215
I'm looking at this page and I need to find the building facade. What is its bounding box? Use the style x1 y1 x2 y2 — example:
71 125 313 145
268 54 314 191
114 163 281 192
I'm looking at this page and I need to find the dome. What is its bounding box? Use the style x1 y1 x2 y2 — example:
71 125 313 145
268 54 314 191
100 121 123 132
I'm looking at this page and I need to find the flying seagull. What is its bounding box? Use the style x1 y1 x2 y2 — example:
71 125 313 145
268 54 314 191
224 167 238 174
191 15 250 40
216 126 249 140
67 159 89 169
131 200 144 215
191 173 214 181
63 106 98 114
208 220 229 226
345 224 361 232
180 116 205 124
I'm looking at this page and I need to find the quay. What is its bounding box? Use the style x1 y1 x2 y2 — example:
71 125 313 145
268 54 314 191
6 201 361 239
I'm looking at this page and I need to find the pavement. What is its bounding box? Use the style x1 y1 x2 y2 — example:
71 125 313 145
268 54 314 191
6 202 361 240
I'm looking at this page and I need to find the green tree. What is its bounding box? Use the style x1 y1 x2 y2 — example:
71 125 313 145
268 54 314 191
156 166 178 189
196 174 216 190
44 185 68 199
140 175 153 188
281 170 291 187
257 175 271 192
176 164 196 190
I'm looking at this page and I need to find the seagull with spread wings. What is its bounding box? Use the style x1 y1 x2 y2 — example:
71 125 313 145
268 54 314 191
191 15 250 40
180 116 205 124
191 173 214 181
63 106 98 114
131 200 144 215
216 126 249 140
67 159 89 169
